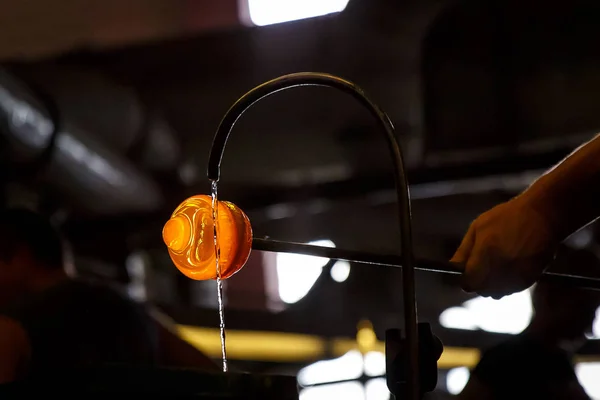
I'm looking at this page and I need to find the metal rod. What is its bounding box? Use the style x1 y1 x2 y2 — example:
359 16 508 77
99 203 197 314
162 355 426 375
252 238 600 292
253 238 459 274
207 73 419 400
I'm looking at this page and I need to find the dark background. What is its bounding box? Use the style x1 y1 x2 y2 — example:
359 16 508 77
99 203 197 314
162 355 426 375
2 0 600 397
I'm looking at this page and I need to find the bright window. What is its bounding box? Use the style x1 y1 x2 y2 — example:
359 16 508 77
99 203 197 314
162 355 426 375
446 367 470 395
242 0 350 27
439 289 533 334
576 363 600 399
276 239 334 304
298 350 390 400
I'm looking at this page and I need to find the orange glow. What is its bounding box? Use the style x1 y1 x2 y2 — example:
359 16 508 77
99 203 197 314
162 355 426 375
163 195 253 280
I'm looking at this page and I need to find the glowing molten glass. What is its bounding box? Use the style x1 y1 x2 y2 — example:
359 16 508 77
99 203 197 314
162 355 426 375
162 195 252 280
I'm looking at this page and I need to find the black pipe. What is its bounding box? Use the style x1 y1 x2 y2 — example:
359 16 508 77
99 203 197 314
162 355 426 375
0 67 164 215
0 67 55 166
207 72 419 400
252 238 600 292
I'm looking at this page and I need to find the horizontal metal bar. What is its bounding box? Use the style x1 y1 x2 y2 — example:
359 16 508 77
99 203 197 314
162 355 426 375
252 238 600 291
253 238 460 274
300 375 386 388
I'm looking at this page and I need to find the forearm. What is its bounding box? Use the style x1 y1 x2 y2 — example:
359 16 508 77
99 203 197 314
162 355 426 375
521 134 600 242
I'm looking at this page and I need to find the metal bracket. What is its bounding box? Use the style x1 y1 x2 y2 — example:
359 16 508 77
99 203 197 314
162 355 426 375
386 323 443 399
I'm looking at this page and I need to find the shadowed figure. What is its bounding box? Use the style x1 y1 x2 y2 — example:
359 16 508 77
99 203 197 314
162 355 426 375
0 208 216 383
458 247 600 400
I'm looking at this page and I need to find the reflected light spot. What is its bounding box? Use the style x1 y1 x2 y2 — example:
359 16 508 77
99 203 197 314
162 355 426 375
364 351 386 377
439 289 533 334
331 260 351 282
589 307 600 339
365 378 390 400
277 240 335 304
447 367 470 395
439 307 477 331
576 363 600 399
300 381 365 400
463 289 532 334
298 350 364 386
356 323 377 353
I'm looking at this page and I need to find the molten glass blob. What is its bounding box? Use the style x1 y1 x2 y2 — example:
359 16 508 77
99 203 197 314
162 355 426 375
163 195 253 280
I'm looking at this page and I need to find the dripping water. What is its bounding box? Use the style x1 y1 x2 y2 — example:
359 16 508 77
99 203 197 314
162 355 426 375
210 179 228 372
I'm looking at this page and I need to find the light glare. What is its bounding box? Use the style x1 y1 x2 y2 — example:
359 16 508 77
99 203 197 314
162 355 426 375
276 239 334 304
247 0 350 27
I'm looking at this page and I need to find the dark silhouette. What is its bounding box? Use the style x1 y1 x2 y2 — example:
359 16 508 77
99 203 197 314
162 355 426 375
0 208 215 383
458 248 600 400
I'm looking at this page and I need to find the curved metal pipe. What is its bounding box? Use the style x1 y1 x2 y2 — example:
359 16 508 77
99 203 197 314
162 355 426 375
207 72 419 400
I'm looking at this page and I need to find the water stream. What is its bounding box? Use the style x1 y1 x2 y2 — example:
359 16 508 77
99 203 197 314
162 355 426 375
210 179 228 372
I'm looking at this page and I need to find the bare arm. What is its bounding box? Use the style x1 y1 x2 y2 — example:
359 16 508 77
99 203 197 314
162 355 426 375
0 316 30 383
452 134 600 297
523 134 600 242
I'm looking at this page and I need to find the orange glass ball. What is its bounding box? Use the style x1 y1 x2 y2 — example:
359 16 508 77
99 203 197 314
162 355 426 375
162 194 253 280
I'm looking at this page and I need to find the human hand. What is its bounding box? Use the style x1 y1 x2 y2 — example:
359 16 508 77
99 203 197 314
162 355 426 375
451 197 559 299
